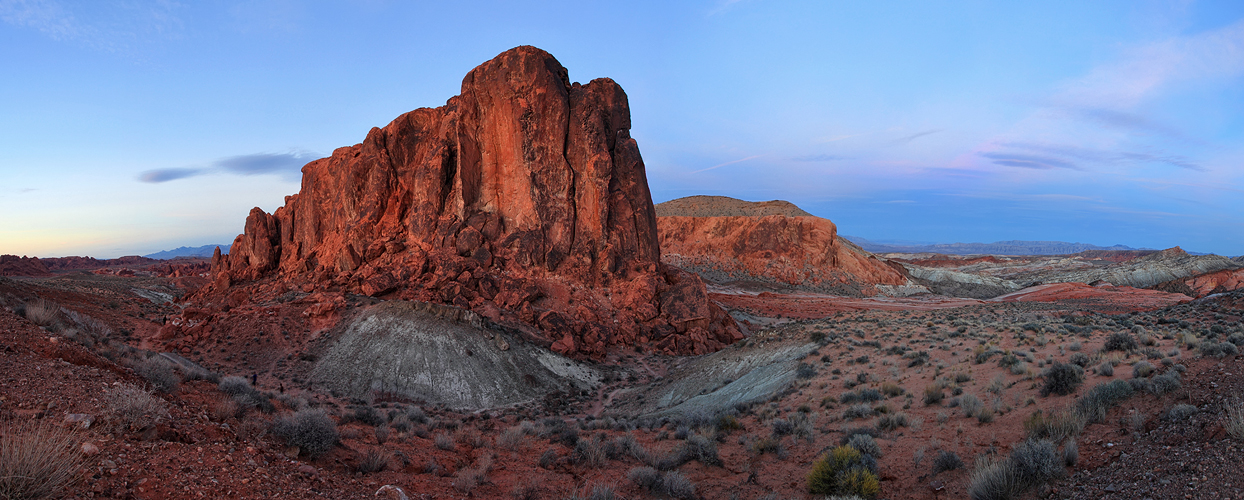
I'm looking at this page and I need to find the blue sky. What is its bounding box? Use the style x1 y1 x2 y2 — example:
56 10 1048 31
1 1 1242 258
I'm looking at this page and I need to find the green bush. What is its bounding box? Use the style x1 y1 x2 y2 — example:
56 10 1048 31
1149 370 1181 395
1009 439 1061 488
218 376 274 413
1040 363 1083 397
931 450 963 475
661 471 696 500
847 433 881 458
1200 342 1238 358
272 408 339 458
807 445 880 498
1075 379 1134 423
968 439 1063 500
1166 404 1198 421
877 412 910 431
1068 352 1089 367
1103 332 1137 352
840 389 883 404
960 394 983 418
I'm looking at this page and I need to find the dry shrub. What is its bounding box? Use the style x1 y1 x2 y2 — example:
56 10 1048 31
1225 399 1244 441
133 356 180 393
211 398 243 422
455 427 484 449
104 383 169 431
23 298 61 328
0 420 84 500
357 448 389 474
454 454 492 494
272 408 338 458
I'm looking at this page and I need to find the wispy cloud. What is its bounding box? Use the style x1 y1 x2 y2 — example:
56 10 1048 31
1057 18 1244 109
139 168 205 183
1052 105 1187 138
979 152 1082 170
20 188 36 193
790 154 848 162
0 0 79 41
690 154 765 174
139 151 319 184
998 141 1205 172
216 152 317 175
0 0 183 53
892 129 943 145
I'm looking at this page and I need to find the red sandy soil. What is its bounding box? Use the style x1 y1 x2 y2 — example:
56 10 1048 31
992 283 1193 313
2 270 1241 500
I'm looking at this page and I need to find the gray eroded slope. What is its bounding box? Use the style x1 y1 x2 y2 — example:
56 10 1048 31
310 301 598 410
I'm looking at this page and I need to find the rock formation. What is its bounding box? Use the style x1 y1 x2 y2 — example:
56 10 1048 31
192 46 741 357
0 255 50 276
655 196 909 295
1152 267 1244 298
1035 247 1240 289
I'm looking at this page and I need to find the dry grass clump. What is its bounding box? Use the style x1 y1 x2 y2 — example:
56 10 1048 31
453 454 492 494
22 298 61 328
968 439 1064 500
104 383 169 431
1225 399 1244 441
0 420 84 500
877 412 911 431
1023 409 1085 442
356 448 389 474
628 466 695 499
497 426 525 450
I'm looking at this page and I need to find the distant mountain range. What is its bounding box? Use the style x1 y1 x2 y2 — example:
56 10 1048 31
143 244 228 260
841 237 1152 256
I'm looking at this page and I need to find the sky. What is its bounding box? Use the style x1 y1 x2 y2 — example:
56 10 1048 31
1 1 1243 258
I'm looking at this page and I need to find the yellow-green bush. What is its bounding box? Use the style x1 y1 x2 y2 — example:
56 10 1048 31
807 445 880 498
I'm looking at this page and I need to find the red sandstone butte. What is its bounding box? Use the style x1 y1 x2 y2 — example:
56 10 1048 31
655 196 909 295
193 46 741 357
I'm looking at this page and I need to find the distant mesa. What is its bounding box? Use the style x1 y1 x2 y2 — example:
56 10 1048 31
178 46 741 358
144 244 229 260
0 255 50 277
655 196 911 296
654 195 812 218
844 236 1148 256
0 254 163 276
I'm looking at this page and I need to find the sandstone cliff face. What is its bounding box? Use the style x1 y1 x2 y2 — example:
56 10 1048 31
655 197 909 295
1152 267 1244 298
0 255 50 276
197 46 740 357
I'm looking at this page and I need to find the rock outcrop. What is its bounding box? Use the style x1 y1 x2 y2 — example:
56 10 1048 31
193 46 741 357
0 255 50 276
1151 267 1244 298
1036 247 1240 289
655 196 909 295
